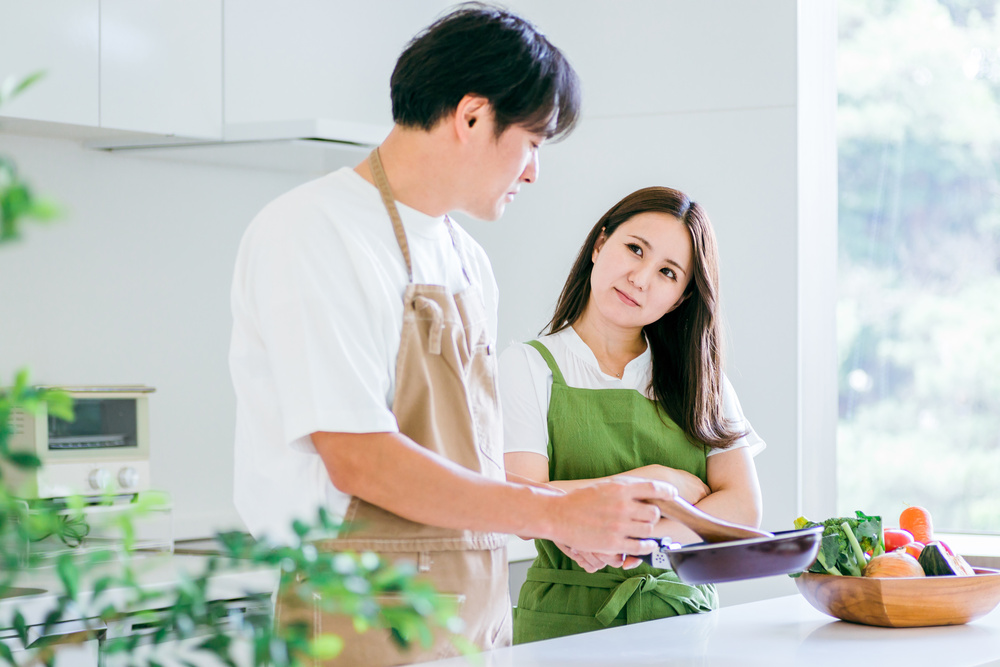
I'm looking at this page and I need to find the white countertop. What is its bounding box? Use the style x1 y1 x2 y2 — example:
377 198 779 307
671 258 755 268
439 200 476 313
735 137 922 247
0 554 279 629
420 592 1000 666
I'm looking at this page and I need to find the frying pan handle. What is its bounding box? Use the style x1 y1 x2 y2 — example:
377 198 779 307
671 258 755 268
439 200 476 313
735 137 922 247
651 496 772 543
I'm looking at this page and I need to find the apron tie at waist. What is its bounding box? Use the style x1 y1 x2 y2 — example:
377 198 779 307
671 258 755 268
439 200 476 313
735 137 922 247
525 566 715 627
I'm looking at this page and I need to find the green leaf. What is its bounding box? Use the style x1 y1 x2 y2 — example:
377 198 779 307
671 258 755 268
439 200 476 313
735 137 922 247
12 369 30 396
2 183 33 222
13 611 27 646
91 576 114 601
41 391 74 422
152 626 169 645
41 608 63 635
291 519 309 538
101 637 128 654
0 641 14 666
98 604 119 623
253 633 271 667
309 634 344 660
133 490 170 512
27 198 61 222
6 451 42 470
56 553 79 599
0 71 45 106
196 634 231 654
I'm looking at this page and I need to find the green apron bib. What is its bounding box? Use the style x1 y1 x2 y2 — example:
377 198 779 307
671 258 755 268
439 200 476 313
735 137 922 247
512 339 718 644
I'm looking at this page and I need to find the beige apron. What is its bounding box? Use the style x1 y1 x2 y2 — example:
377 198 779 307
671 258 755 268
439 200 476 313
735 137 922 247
275 149 512 665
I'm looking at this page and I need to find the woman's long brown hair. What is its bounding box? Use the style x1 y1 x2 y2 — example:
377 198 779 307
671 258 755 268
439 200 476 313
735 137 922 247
543 186 745 450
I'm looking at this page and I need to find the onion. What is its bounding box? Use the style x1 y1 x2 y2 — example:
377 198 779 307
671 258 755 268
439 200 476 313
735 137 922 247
862 551 925 578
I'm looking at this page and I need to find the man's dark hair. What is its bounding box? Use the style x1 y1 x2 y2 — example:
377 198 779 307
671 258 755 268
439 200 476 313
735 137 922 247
390 3 581 141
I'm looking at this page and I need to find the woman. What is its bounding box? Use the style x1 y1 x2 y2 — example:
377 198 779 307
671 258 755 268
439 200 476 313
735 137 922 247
501 186 765 643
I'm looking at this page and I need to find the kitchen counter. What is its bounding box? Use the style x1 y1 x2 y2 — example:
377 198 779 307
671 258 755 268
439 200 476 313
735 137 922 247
0 554 279 630
420 592 1000 666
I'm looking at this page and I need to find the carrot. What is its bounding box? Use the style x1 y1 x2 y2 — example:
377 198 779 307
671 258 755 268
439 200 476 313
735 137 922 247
899 506 934 544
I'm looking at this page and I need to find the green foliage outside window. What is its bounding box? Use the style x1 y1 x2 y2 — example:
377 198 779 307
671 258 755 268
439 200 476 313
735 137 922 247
837 0 1000 532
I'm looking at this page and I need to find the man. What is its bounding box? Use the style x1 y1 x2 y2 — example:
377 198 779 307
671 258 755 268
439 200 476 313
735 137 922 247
229 4 676 664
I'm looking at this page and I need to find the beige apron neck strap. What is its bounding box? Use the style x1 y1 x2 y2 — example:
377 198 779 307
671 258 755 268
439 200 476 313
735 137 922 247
444 214 474 288
368 147 474 288
368 148 413 281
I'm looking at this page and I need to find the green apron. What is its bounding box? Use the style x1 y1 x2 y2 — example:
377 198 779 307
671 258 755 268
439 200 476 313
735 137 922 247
512 339 718 644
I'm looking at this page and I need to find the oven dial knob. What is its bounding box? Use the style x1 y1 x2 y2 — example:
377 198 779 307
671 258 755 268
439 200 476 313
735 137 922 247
118 466 140 490
88 468 112 491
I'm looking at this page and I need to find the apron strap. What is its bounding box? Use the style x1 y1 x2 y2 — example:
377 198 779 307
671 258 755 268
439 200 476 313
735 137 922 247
525 340 567 386
525 565 714 627
443 216 473 288
368 148 413 281
368 148 474 289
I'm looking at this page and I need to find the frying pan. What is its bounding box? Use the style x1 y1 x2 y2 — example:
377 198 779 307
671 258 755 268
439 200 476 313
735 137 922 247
638 497 823 585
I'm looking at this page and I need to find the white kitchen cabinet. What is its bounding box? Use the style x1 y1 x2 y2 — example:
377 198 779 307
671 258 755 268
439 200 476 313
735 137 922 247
223 0 454 127
100 0 223 139
503 0 797 119
0 0 100 126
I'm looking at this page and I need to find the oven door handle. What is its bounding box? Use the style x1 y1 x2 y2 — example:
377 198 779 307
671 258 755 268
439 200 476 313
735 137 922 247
25 618 106 648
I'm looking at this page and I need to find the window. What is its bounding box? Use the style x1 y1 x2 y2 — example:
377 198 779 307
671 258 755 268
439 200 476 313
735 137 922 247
837 0 1000 534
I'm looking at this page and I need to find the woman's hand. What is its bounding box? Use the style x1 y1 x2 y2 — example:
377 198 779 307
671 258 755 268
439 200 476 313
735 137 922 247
616 465 710 505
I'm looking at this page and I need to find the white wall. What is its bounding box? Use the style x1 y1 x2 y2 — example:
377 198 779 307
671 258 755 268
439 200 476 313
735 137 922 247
1 0 837 605
0 133 305 536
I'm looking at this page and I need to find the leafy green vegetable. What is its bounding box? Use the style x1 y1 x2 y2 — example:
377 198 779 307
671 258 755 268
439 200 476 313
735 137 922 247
794 511 885 576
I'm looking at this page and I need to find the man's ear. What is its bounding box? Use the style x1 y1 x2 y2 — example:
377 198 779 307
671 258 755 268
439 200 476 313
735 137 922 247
455 94 491 142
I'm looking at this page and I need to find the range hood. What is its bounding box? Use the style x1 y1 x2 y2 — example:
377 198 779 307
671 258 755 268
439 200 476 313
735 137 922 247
85 119 390 176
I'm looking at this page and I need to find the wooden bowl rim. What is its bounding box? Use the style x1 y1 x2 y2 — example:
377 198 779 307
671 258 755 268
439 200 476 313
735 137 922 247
797 566 1000 582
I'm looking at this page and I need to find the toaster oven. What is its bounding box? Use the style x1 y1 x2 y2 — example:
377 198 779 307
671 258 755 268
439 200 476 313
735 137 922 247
4 386 154 500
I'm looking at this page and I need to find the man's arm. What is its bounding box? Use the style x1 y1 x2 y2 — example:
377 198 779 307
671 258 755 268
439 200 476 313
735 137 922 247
312 431 676 555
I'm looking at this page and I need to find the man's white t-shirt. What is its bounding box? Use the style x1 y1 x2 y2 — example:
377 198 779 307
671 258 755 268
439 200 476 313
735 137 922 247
230 167 499 543
499 327 765 459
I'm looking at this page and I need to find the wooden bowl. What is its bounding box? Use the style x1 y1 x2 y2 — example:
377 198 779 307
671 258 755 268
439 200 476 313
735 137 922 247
795 568 1000 627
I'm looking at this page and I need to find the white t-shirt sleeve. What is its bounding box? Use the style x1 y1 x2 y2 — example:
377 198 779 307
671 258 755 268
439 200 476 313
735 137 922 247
711 374 766 457
245 210 398 446
499 342 552 457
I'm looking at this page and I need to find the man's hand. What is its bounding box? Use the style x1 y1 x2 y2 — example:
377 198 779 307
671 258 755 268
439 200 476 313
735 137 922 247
544 477 677 557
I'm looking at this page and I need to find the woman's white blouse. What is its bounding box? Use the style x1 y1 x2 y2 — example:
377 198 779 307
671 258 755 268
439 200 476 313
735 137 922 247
499 327 766 459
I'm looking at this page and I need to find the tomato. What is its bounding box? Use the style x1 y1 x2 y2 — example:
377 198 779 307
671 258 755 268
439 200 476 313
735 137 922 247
903 541 924 559
884 528 914 552
899 506 934 544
